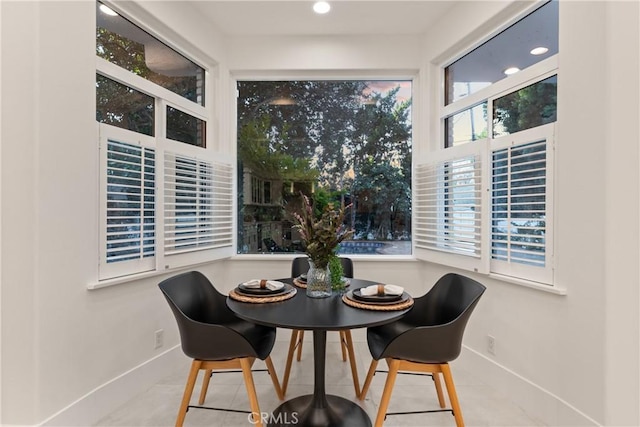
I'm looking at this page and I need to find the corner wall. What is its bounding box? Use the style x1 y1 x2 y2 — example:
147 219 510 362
420 1 639 425
0 1 228 424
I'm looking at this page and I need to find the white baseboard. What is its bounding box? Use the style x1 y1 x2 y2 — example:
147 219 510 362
38 337 598 427
40 346 185 427
458 346 601 427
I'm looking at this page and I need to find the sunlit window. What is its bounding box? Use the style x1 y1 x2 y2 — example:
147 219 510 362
237 80 412 255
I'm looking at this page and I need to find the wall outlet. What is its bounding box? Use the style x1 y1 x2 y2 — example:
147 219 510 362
154 329 164 349
487 334 496 355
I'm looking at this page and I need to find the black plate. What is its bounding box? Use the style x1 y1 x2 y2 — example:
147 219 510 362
351 289 403 303
237 282 287 295
296 275 307 283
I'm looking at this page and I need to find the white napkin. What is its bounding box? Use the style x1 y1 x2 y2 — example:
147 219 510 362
242 279 285 291
360 284 404 296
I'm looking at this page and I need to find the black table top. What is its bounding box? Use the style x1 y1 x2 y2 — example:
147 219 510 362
227 278 411 331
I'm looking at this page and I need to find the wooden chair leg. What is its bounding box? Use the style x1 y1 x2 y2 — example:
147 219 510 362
432 371 446 408
282 329 299 396
339 330 348 361
296 330 305 361
441 363 464 427
374 358 400 427
176 360 201 427
264 356 284 400
343 330 360 396
358 359 378 400
240 358 263 427
198 369 212 405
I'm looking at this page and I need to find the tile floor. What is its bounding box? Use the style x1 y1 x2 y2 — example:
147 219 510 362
95 337 545 427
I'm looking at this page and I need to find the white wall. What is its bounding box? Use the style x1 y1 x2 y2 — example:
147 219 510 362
1 1 638 426
420 1 640 426
602 1 640 423
0 1 227 424
228 34 422 73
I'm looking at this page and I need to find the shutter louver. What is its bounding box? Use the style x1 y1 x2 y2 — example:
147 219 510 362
491 140 546 267
105 140 156 264
164 153 233 255
415 151 483 258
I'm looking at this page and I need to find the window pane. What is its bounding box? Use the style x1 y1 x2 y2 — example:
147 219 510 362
237 80 412 255
414 155 482 257
164 154 219 254
445 0 558 104
96 1 205 105
96 74 154 136
445 103 487 147
492 75 557 137
166 106 206 147
105 140 155 262
491 140 546 266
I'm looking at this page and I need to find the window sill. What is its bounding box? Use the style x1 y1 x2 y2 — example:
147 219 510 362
231 254 418 262
87 265 201 290
88 256 418 290
488 273 567 295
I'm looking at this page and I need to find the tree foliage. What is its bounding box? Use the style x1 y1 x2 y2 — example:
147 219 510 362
237 80 412 241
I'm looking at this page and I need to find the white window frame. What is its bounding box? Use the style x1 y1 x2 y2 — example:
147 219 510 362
232 73 418 260
489 123 555 284
414 140 490 274
417 4 559 289
95 6 233 285
99 125 157 279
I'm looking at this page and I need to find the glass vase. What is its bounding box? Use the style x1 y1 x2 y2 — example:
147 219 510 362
306 259 332 298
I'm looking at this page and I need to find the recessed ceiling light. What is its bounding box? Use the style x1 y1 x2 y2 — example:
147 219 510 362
99 4 118 16
313 1 331 14
530 46 549 55
503 67 520 75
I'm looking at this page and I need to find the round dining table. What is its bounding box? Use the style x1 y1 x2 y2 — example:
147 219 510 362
227 277 412 427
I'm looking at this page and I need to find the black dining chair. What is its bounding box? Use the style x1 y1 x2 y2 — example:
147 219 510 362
159 271 284 427
358 273 486 427
282 256 360 396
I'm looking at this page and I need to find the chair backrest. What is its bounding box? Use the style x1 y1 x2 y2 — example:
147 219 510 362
340 257 354 278
158 271 256 360
412 273 485 327
291 256 354 278
383 273 486 363
291 257 310 278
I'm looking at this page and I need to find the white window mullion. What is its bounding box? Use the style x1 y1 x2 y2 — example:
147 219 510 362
96 57 207 119
155 100 167 270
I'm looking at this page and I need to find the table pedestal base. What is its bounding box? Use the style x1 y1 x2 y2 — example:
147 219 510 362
268 394 371 427
268 329 371 427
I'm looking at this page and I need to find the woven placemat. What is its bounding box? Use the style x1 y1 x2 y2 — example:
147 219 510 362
342 294 414 311
229 287 297 303
293 278 307 288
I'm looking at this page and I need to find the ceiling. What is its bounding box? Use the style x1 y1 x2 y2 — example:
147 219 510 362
190 1 459 37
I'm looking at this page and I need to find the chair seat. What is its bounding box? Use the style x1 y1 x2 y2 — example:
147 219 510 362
226 320 276 361
367 320 414 361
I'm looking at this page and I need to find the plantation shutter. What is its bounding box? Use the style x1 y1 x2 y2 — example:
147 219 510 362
99 126 156 279
163 152 233 268
414 142 488 273
490 123 554 284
